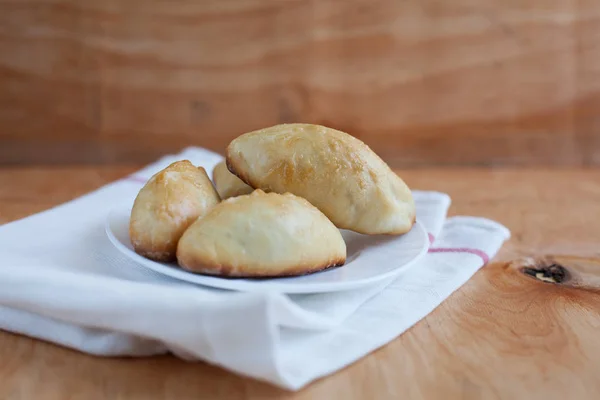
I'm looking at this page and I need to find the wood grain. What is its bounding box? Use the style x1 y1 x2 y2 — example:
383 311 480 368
0 166 599 399
1 0 600 166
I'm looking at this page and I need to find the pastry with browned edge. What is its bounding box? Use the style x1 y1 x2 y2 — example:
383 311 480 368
226 123 416 235
129 160 220 262
176 190 346 277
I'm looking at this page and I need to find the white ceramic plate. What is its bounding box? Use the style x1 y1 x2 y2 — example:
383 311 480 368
105 205 429 294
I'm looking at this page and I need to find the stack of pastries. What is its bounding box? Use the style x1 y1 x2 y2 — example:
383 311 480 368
129 123 416 278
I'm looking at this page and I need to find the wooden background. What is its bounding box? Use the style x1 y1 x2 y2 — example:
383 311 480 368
1 0 599 166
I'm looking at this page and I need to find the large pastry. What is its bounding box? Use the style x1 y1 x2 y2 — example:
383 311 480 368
129 160 220 262
176 190 346 277
212 160 253 199
226 123 416 235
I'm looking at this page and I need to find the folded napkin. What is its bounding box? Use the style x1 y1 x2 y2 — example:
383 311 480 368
0 148 510 390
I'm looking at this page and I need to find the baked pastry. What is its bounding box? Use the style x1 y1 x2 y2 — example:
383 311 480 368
129 160 221 262
176 190 346 277
212 160 253 199
226 123 416 235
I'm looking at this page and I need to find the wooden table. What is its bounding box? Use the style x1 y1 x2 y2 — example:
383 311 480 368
1 166 599 399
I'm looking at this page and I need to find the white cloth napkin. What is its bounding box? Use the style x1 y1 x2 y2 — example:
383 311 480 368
0 147 510 390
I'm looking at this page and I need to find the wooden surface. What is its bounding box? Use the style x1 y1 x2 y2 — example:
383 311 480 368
2 0 600 166
1 166 599 399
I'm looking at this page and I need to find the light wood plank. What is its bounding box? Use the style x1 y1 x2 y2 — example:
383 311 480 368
1 1 600 165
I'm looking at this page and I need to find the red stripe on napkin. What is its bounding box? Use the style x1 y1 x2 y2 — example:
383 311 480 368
428 247 490 265
428 233 435 245
427 233 490 265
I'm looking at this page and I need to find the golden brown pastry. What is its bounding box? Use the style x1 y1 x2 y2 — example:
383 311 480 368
226 123 416 235
129 160 221 262
212 160 253 200
176 190 346 277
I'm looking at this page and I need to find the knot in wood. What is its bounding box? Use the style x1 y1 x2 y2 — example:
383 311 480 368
522 262 569 284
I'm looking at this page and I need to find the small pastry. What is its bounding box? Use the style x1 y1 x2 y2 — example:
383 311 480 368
212 160 253 199
129 160 220 262
176 190 346 277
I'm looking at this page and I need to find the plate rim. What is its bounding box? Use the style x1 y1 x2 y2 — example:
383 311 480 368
105 205 429 294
